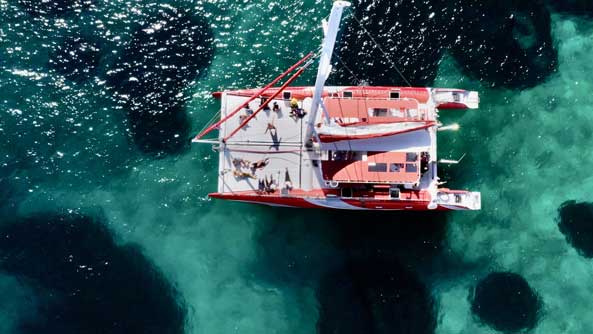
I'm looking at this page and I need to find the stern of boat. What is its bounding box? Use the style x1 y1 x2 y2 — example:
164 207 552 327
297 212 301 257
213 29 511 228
434 190 481 210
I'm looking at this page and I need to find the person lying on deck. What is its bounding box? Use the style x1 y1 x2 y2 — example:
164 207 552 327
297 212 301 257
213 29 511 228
233 169 256 179
251 158 270 170
232 158 251 168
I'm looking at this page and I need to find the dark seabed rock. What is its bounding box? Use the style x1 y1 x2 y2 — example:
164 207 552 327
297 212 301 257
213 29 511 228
17 0 90 16
470 272 541 333
125 103 192 157
106 5 214 156
557 200 593 258
317 258 436 334
546 0 593 14
252 210 449 287
448 0 557 89
334 0 557 88
330 211 449 263
49 37 102 82
0 212 186 334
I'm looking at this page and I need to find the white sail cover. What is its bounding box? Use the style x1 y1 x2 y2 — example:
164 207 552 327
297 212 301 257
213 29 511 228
317 121 436 143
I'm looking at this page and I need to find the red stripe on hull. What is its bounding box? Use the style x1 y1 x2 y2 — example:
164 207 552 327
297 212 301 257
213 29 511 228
436 102 468 110
209 193 319 208
209 193 457 211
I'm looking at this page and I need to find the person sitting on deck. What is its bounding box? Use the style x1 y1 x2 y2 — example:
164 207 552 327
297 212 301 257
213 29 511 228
265 121 277 136
264 175 277 193
257 179 265 193
290 108 307 119
272 102 280 113
260 97 270 111
245 104 254 115
284 168 293 191
289 98 307 119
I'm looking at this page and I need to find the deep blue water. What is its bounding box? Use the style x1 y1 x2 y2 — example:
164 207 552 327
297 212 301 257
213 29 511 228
1 0 593 333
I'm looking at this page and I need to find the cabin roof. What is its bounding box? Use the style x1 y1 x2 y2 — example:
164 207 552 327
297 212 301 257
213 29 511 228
321 151 421 184
323 97 430 124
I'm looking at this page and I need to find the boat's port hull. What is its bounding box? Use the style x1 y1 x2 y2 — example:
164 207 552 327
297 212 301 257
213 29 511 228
209 193 474 211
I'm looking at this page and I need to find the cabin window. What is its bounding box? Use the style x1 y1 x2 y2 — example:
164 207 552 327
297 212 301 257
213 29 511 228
390 188 400 199
405 163 418 173
341 188 353 198
369 108 389 117
283 91 292 100
390 91 400 99
342 91 353 98
368 163 387 172
390 163 405 172
452 92 460 102
406 152 418 162
331 151 351 161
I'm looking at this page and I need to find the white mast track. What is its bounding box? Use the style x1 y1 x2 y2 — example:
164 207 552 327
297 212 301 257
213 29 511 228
309 1 351 126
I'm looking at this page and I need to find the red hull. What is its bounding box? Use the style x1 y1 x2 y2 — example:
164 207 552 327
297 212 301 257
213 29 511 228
209 193 464 211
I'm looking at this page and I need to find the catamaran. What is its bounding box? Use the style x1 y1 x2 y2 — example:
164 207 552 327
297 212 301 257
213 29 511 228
193 1 481 210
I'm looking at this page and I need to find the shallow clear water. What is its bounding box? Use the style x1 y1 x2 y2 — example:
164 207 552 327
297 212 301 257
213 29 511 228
1 0 593 333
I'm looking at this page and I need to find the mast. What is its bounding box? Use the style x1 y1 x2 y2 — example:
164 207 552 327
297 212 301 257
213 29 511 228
310 1 351 126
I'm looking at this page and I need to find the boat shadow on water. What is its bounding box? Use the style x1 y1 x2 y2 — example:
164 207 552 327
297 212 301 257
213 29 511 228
251 207 456 334
0 211 186 334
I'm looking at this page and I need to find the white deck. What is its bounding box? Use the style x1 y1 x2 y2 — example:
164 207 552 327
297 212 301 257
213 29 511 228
216 89 440 194
218 94 323 192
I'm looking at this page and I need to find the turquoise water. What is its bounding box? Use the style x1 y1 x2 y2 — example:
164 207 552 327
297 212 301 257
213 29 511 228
1 0 593 333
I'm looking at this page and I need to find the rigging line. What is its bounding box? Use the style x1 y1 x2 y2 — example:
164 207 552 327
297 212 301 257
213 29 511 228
200 49 322 142
195 51 316 140
333 52 361 84
349 10 413 87
223 57 316 142
196 109 222 138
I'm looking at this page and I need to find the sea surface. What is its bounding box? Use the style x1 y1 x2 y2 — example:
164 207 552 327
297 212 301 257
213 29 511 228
1 0 593 333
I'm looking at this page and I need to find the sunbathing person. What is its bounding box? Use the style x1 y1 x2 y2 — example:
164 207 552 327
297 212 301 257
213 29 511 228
233 169 256 179
251 158 270 170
